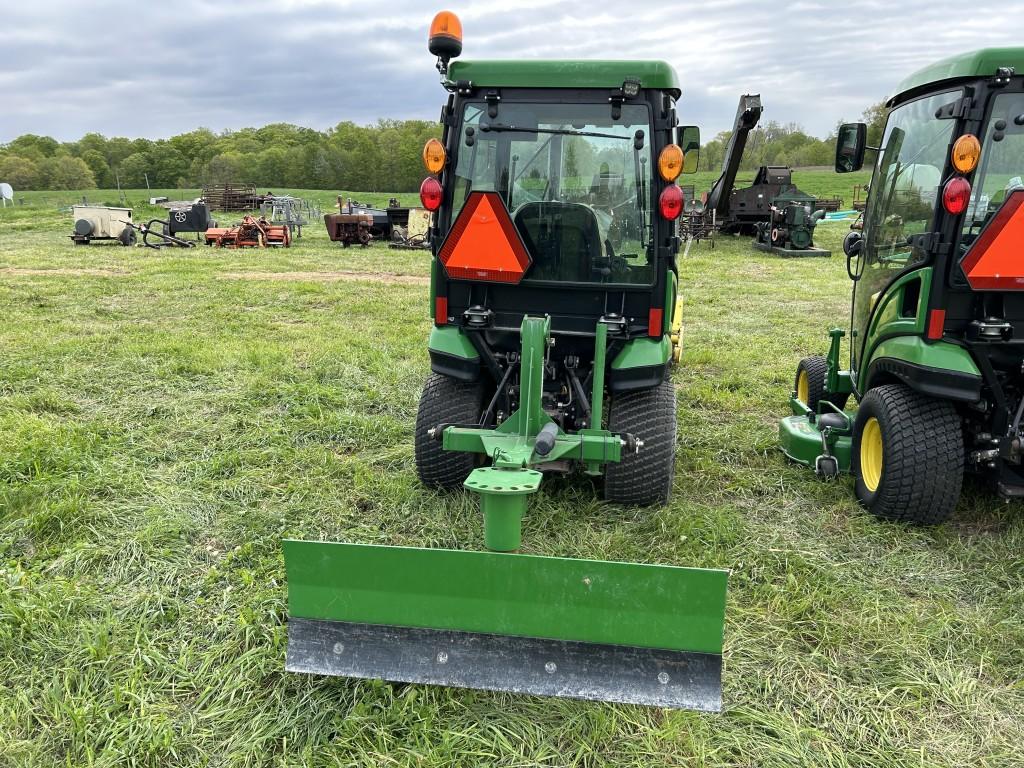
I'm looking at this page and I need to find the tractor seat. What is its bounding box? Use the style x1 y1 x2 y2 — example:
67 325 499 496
513 202 603 281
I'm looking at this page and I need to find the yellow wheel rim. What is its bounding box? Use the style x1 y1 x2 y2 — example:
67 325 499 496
860 416 883 492
797 370 809 404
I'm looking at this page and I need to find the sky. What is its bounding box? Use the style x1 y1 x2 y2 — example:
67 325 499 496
2 0 1023 144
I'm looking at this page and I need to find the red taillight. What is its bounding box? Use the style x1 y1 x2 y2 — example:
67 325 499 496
648 307 663 337
420 177 443 211
435 296 448 325
927 308 945 340
658 184 683 220
942 177 971 215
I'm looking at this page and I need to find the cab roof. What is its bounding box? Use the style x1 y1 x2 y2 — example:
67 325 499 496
446 60 681 98
889 47 1024 106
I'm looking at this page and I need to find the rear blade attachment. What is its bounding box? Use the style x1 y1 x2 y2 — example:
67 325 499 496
284 541 728 711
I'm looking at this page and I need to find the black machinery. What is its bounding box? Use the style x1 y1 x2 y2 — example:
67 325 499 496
679 94 830 256
722 166 836 235
123 201 216 249
324 197 431 249
752 192 829 257
704 94 764 231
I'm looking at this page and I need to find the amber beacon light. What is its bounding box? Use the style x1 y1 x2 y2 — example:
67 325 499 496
429 11 463 62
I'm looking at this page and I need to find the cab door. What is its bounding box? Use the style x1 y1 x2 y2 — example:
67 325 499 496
849 91 958 382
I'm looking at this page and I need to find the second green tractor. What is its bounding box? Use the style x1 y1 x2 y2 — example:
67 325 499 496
781 48 1024 524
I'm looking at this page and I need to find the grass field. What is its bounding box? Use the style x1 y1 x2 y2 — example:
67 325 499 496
1 172 1022 767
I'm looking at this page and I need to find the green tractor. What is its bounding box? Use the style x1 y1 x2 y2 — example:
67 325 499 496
283 12 728 710
780 48 1024 524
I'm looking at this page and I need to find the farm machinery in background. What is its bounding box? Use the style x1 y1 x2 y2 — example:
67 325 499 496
752 190 830 257
70 205 137 246
206 215 291 248
324 197 431 249
679 95 832 255
259 196 321 239
120 201 218 249
66 196 300 250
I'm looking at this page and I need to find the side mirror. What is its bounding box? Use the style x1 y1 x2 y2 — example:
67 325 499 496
843 230 864 281
835 123 867 174
678 125 700 174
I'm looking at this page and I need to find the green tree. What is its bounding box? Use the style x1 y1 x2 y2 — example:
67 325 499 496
104 137 139 169
117 153 151 187
0 155 40 189
862 101 889 147
205 152 246 184
252 147 290 186
5 134 59 161
37 155 96 190
80 149 113 188
149 143 189 187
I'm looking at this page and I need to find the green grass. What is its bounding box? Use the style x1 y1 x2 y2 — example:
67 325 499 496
1 172 1022 767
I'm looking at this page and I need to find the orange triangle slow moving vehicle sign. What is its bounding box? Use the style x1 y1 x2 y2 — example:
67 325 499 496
961 190 1024 290
439 191 532 284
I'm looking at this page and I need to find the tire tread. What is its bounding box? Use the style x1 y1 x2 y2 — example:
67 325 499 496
414 373 482 489
604 380 677 506
853 384 963 524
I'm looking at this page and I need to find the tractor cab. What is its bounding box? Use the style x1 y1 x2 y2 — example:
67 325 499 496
781 48 1024 523
424 60 698 386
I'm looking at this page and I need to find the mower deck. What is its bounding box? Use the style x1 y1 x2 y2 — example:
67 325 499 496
778 412 852 471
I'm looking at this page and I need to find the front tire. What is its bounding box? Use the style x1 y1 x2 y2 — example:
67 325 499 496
604 380 677 506
852 384 963 524
414 373 483 489
795 355 849 411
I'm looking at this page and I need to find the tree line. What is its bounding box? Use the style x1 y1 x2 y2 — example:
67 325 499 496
0 121 442 193
0 104 886 192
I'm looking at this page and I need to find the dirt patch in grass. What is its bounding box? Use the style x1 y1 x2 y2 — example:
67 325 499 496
1 267 129 277
220 270 429 286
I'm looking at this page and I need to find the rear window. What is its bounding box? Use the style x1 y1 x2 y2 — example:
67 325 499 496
448 101 656 285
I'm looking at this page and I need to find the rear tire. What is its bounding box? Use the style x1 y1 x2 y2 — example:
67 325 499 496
795 355 849 411
604 380 677 506
851 384 963 524
414 373 483 489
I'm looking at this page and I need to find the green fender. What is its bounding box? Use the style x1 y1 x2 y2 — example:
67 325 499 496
612 336 672 370
861 336 982 402
428 326 478 359
428 326 480 381
609 336 672 392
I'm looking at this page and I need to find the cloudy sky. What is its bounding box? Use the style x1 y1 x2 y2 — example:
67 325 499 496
2 0 1022 144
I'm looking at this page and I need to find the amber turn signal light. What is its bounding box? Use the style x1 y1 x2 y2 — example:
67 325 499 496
658 144 684 181
423 138 446 174
951 133 981 174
